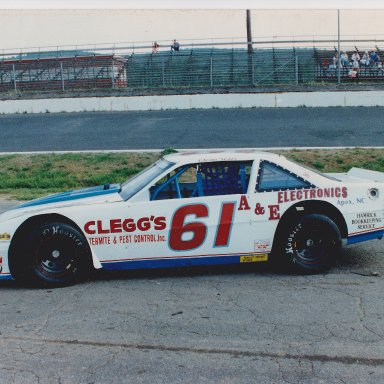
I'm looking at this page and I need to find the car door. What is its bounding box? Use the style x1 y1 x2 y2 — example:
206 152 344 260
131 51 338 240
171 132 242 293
87 160 258 269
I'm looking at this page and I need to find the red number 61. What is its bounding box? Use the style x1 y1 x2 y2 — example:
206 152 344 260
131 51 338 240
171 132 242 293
169 203 235 251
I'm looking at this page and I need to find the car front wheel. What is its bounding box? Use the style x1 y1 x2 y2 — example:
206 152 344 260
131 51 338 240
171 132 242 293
14 222 91 287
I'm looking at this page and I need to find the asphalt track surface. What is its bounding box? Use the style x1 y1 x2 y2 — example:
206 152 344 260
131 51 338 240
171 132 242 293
1 107 384 383
0 107 384 151
1 200 384 383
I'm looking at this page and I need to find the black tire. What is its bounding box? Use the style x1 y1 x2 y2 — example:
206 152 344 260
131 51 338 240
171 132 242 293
13 222 90 287
276 214 341 273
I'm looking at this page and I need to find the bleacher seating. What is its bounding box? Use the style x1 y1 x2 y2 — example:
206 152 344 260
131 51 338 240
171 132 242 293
315 48 384 82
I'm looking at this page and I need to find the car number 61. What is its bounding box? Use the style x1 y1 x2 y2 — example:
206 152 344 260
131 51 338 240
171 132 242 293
169 203 236 251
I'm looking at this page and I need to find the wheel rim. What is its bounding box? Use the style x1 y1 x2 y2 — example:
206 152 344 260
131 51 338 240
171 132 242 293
294 228 333 266
34 237 77 277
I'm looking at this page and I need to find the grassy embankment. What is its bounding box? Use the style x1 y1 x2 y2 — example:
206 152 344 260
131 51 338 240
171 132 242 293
0 148 383 201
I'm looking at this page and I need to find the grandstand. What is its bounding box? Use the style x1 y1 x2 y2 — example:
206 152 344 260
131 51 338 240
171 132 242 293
314 47 384 82
0 54 126 92
1 37 384 95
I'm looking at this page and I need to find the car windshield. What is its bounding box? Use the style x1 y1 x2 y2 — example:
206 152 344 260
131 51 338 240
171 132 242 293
119 158 174 200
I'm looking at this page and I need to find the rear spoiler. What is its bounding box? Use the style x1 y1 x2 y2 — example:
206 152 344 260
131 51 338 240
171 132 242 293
347 167 384 182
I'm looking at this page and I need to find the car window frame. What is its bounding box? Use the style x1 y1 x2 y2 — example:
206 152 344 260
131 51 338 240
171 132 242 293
148 160 256 201
255 160 316 193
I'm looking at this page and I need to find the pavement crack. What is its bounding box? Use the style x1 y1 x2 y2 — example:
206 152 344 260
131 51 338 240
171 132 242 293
3 335 384 367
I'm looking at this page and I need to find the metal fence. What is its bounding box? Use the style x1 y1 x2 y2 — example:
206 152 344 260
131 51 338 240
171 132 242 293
126 49 307 88
1 37 384 94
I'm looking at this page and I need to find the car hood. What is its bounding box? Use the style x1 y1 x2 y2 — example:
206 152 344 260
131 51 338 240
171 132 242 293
14 183 121 209
15 184 122 210
0 184 123 223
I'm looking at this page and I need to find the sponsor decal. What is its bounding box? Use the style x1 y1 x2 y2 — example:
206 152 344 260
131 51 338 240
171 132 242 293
240 254 268 263
255 203 265 215
237 195 279 221
85 215 167 246
338 197 368 207
88 233 167 246
254 239 270 252
84 216 166 235
351 212 383 230
0 233 10 241
268 205 280 220
238 195 251 211
278 187 348 204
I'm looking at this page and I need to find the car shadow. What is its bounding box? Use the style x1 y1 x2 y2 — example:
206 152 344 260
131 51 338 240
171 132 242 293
92 262 273 283
1 243 382 289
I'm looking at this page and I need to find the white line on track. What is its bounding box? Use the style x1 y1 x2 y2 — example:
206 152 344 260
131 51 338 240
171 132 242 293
1 147 384 155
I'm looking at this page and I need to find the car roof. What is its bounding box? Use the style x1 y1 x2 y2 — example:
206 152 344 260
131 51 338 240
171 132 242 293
163 149 284 164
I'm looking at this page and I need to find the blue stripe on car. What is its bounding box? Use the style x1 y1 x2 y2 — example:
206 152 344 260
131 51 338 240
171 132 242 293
347 229 384 245
0 274 13 281
101 254 264 271
16 184 120 209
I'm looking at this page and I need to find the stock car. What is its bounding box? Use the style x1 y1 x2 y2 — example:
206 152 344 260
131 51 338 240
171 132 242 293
0 150 383 286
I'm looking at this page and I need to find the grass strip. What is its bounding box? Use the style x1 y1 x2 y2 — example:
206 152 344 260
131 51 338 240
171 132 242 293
0 148 383 201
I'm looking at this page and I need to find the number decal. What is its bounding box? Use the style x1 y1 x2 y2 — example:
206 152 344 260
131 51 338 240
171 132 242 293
169 204 209 251
214 202 236 247
169 203 236 251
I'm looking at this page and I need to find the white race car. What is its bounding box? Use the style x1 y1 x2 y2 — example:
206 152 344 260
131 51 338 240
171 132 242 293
0 150 383 286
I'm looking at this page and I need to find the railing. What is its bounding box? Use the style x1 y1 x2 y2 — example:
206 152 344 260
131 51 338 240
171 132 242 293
0 55 126 92
124 49 306 88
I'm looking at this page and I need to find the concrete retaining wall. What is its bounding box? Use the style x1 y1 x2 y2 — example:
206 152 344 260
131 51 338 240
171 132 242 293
1 91 384 114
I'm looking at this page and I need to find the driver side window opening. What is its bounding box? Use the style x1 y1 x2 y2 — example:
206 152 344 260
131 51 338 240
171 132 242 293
150 161 253 200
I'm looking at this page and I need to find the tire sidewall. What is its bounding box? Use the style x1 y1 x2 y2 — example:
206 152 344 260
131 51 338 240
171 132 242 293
21 222 90 286
280 214 341 273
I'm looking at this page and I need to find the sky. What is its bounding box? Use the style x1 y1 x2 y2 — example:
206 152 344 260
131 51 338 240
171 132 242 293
0 4 383 51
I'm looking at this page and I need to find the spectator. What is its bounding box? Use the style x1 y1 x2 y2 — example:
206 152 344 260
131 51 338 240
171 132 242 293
348 68 358 79
351 51 360 71
152 41 159 53
340 51 350 67
331 53 338 68
171 39 180 52
361 51 370 66
370 50 380 65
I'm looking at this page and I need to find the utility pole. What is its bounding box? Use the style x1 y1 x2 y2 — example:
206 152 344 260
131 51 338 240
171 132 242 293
246 9 253 54
337 9 341 85
246 9 254 85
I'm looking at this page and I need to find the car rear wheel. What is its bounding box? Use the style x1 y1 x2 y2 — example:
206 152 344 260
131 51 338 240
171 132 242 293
277 214 341 273
14 222 90 287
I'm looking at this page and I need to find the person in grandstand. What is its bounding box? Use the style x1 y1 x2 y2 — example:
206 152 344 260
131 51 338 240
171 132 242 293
351 50 360 69
361 51 370 66
340 51 350 67
171 39 180 52
370 50 380 66
152 41 159 53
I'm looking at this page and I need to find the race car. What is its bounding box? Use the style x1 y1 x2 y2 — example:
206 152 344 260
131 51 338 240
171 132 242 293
0 149 383 287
